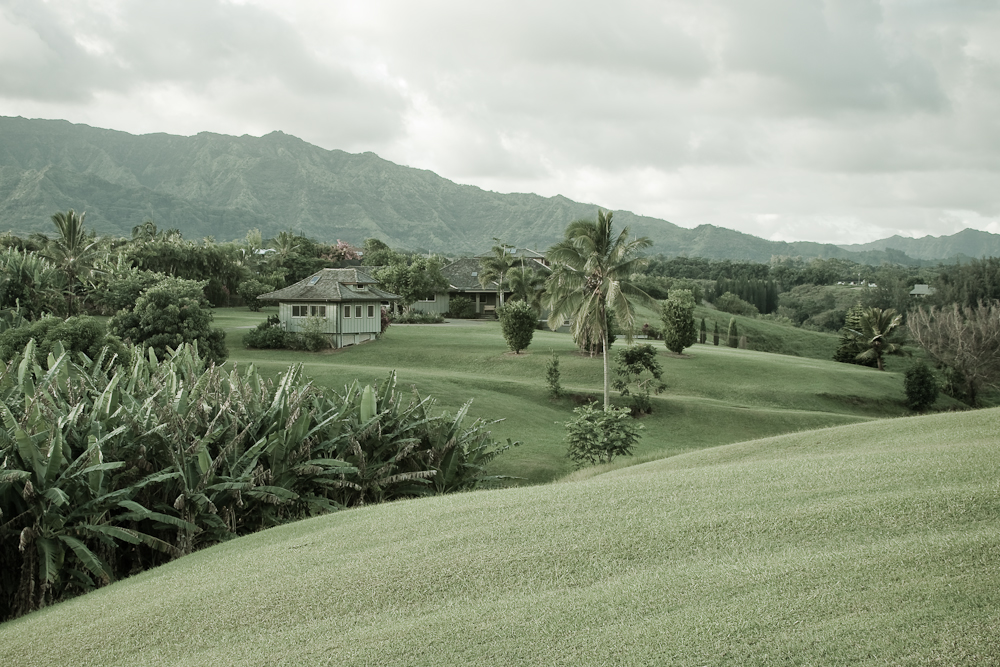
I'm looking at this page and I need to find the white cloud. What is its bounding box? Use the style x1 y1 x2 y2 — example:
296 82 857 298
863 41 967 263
2 0 1000 245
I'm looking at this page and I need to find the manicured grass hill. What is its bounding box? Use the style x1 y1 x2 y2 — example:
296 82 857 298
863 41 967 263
2 408 997 665
217 309 928 484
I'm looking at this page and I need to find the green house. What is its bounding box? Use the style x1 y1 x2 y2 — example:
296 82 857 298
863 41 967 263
258 268 399 348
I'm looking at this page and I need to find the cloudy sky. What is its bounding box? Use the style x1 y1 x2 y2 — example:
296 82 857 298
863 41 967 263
2 0 999 245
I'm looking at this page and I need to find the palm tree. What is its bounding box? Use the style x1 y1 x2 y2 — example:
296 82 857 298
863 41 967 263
852 306 906 371
478 239 516 307
45 210 100 315
545 210 655 407
506 264 547 312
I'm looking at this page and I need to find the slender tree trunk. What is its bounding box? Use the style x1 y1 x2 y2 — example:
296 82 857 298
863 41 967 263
602 329 610 409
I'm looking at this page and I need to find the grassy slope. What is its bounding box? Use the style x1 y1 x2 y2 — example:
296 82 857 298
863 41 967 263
2 408 997 666
217 309 921 484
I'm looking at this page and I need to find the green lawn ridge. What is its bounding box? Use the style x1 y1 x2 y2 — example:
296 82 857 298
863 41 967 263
2 407 997 666
214 306 958 485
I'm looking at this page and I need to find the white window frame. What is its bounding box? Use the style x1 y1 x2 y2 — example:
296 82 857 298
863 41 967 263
310 305 326 318
291 305 308 318
343 305 351 318
355 305 362 318
367 305 375 318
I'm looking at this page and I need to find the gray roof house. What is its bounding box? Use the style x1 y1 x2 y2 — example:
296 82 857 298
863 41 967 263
259 268 398 348
415 250 549 317
909 284 937 298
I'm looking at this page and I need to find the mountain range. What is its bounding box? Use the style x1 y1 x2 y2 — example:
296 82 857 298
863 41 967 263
2 116 998 263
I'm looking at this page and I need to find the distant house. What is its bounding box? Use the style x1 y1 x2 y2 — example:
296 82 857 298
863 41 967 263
258 268 398 348
909 284 936 298
418 249 548 317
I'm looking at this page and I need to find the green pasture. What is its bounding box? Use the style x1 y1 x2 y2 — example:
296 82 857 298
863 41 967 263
3 407 996 665
213 308 932 484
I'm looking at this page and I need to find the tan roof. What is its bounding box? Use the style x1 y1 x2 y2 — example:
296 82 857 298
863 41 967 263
259 268 399 302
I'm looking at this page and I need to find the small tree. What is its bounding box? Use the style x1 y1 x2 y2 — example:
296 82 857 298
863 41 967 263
699 318 707 344
496 300 536 353
852 307 905 371
727 318 738 348
713 321 720 346
565 403 642 467
833 305 878 367
108 277 227 364
611 344 666 414
660 288 697 355
904 362 939 412
238 279 271 312
546 353 563 399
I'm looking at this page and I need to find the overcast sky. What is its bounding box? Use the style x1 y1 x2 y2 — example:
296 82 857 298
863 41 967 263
2 0 999 245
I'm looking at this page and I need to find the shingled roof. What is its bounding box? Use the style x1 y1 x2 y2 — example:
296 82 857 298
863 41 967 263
441 254 549 291
259 268 399 303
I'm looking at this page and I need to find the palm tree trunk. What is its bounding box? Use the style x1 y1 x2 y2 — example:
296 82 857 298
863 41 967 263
602 330 610 409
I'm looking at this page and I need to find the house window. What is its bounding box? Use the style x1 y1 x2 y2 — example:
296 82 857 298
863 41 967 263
367 305 375 317
310 305 326 317
292 305 308 317
343 305 351 318
419 294 437 302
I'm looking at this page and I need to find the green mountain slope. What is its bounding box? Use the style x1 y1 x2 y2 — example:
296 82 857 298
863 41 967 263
839 227 1000 260
1 115 996 262
2 408 997 666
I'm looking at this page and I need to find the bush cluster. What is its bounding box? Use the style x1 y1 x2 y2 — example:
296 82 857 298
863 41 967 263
0 341 518 621
393 310 445 324
446 296 477 318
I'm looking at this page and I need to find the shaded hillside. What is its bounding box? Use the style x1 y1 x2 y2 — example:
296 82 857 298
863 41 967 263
0 115 992 261
840 227 1000 261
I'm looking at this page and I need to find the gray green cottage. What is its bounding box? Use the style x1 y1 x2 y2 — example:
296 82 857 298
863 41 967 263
258 268 399 348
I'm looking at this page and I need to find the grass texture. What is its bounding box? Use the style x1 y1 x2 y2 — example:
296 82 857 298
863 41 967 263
1 408 997 665
217 309 928 484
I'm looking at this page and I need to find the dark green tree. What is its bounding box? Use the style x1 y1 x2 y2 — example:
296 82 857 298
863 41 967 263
546 353 563 399
612 344 666 414
108 277 227 364
727 318 738 348
660 288 697 354
713 321 720 346
565 403 642 467
904 362 939 412
699 318 707 344
851 307 906 371
45 210 100 315
833 305 878 367
496 300 536 353
238 279 271 312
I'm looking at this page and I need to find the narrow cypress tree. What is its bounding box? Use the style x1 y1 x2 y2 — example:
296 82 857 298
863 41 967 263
727 317 738 348
699 318 707 344
713 321 720 346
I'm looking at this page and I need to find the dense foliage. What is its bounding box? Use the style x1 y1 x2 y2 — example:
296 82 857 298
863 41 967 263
611 344 666 414
660 289 697 354
564 403 642 467
497 300 537 353
0 341 517 621
904 362 940 411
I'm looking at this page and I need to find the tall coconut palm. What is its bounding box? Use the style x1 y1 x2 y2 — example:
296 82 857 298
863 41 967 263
852 306 906 371
545 210 655 407
45 210 100 315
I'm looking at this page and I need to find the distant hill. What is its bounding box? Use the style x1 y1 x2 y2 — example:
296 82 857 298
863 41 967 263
839 227 1000 261
1 116 996 262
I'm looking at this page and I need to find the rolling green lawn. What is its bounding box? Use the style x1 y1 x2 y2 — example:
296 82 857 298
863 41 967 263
215 308 931 484
2 408 997 665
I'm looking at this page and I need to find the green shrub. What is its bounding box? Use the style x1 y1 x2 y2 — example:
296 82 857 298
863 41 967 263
727 318 739 348
565 403 642 467
546 354 563 399
393 310 445 324
0 315 125 365
244 317 289 349
108 277 227 364
446 296 476 318
612 344 665 414
238 279 271 312
661 289 697 354
715 291 759 317
904 362 940 412
497 300 536 353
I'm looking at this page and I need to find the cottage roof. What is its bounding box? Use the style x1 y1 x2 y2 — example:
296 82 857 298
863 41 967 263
441 255 549 292
259 268 399 302
909 284 936 296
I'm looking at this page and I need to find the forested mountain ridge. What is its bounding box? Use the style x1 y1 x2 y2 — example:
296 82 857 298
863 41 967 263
1 115 996 261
